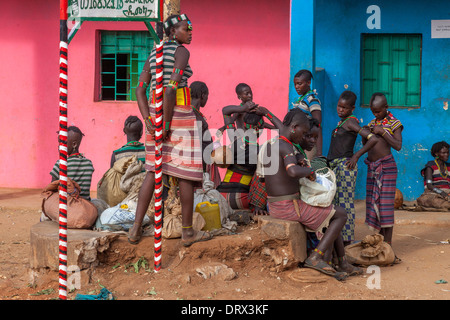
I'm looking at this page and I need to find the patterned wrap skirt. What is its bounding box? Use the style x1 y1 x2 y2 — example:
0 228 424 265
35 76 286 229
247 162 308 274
329 157 358 242
145 87 203 182
364 154 398 231
267 193 335 236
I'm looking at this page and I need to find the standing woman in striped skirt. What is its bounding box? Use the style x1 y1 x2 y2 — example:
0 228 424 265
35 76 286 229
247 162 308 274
128 14 213 246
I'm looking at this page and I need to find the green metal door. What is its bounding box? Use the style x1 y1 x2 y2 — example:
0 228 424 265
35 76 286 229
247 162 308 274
362 34 421 108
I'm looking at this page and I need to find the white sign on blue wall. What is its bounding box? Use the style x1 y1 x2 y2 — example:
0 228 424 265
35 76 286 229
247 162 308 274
432 20 450 38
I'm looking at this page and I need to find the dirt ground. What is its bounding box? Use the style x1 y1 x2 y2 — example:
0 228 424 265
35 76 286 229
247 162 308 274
0 188 449 303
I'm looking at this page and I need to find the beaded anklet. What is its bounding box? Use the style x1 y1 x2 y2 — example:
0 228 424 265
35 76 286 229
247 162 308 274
314 248 324 256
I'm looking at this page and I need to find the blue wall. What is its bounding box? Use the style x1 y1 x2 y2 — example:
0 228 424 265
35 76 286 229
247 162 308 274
290 0 450 200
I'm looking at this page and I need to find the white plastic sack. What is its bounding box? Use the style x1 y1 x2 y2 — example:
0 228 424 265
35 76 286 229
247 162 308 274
299 167 336 207
96 204 150 231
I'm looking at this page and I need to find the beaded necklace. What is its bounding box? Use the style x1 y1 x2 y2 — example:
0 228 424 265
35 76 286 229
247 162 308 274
242 136 258 146
333 115 358 137
191 106 206 119
126 141 142 146
293 143 307 159
294 90 314 104
435 159 449 179
374 111 394 126
278 136 307 159
69 152 82 158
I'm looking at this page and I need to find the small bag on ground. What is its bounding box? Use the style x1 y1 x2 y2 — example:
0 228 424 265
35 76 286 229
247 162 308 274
41 178 98 229
345 234 396 266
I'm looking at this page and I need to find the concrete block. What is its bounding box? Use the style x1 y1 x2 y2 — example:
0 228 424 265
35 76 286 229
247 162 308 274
258 216 307 270
30 221 119 271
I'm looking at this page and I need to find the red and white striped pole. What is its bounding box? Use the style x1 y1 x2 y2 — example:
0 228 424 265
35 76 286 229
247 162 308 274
58 0 69 300
153 19 164 272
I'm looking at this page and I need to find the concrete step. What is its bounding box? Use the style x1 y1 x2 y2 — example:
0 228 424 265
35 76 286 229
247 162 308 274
29 221 119 271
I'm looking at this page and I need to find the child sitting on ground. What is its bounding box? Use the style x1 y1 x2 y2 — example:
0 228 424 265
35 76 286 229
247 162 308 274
110 115 146 168
417 141 450 211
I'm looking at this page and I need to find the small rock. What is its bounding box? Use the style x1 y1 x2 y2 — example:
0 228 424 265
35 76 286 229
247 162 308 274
196 263 236 281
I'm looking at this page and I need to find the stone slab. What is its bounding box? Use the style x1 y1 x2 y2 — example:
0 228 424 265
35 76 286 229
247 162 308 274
258 215 307 269
30 221 119 271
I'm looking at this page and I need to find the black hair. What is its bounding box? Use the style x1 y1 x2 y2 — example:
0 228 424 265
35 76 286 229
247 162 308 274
190 81 209 99
68 126 84 141
164 14 181 37
235 83 251 95
294 69 313 81
283 108 309 127
308 117 320 129
124 115 143 133
243 113 263 126
431 141 450 158
370 92 387 106
339 90 357 106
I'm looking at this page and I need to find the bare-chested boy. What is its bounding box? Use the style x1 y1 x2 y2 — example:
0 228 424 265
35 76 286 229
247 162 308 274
364 93 403 257
258 108 360 279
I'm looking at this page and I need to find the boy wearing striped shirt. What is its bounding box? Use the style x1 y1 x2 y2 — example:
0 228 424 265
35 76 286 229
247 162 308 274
110 116 146 167
50 126 94 200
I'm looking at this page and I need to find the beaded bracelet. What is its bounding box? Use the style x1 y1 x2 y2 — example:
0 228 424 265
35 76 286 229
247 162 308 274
163 121 171 131
226 123 236 129
167 80 178 90
173 68 184 76
138 81 149 89
285 163 296 170
283 153 295 160
144 116 154 130
264 111 275 121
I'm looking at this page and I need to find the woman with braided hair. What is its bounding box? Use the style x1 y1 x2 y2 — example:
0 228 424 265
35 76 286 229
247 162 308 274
128 14 213 246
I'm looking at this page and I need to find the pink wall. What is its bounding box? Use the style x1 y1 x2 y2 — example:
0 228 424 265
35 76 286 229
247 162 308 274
0 0 290 190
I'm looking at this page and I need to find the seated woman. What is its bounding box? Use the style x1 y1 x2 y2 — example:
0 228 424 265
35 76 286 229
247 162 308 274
417 141 450 211
216 110 263 211
216 84 274 212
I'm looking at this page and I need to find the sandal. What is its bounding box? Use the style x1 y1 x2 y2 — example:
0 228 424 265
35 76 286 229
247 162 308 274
304 258 338 277
336 264 363 276
181 230 213 247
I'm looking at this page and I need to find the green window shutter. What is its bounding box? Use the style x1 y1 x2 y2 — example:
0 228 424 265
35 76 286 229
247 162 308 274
362 34 421 108
100 31 153 101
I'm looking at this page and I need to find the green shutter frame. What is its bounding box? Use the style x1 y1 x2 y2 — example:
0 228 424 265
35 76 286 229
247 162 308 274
100 31 154 101
362 34 422 108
